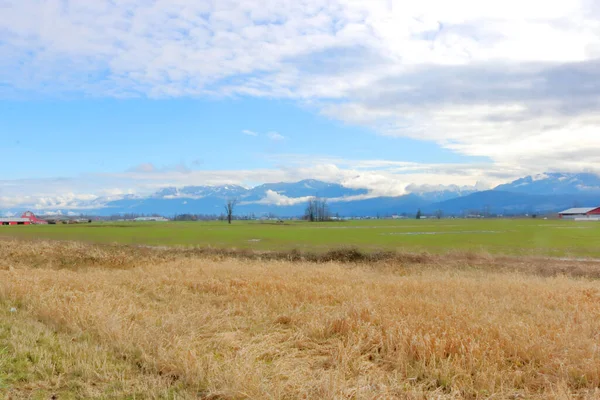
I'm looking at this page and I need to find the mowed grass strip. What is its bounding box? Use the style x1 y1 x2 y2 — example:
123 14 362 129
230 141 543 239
2 219 600 257
0 305 181 399
2 241 600 398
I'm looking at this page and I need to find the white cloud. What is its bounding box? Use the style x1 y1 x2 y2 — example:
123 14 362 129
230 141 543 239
247 190 383 206
0 156 533 210
405 183 488 195
1 0 600 178
2 156 600 210
249 190 313 206
0 192 104 211
267 131 285 141
131 163 156 173
240 130 285 140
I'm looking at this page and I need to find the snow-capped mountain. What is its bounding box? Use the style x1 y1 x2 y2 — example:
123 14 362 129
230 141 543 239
4 173 600 217
494 173 600 195
97 173 600 216
405 184 480 203
99 180 368 216
153 185 248 199
246 179 368 201
150 180 368 202
149 180 358 199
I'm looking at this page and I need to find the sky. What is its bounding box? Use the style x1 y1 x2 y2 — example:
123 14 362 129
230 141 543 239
1 0 600 210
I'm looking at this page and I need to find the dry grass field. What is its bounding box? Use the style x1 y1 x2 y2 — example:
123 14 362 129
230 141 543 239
2 239 600 399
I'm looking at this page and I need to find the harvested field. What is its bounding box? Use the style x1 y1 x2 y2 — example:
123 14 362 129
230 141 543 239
2 239 600 399
2 218 600 257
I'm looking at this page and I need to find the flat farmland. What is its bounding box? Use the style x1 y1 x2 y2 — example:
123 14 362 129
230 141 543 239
3 240 600 399
3 221 600 398
2 218 600 257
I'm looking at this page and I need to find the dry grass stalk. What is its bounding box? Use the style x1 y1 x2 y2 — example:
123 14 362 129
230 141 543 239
3 238 600 278
1 239 600 398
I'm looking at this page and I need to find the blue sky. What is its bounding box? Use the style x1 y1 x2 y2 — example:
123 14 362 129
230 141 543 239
1 97 483 178
1 0 600 210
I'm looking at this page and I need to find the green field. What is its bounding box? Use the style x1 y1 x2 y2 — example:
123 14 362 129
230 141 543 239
2 218 600 257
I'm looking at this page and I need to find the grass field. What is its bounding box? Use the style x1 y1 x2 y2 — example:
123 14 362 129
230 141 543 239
2 218 600 257
2 240 600 399
3 219 600 398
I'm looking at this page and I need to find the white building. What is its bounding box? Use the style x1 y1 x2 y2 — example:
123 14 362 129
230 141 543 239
133 217 169 222
558 207 600 220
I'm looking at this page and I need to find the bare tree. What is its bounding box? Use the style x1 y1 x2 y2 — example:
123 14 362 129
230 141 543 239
224 199 238 224
305 198 316 222
483 204 491 218
416 209 422 219
318 198 329 221
435 209 443 219
305 197 330 222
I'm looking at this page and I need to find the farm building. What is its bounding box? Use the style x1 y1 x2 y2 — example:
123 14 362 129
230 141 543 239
0 217 32 225
22 211 48 224
134 216 169 222
0 211 48 225
558 207 600 220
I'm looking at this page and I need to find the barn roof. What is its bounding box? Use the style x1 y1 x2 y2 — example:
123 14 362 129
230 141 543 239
0 218 30 222
558 207 599 215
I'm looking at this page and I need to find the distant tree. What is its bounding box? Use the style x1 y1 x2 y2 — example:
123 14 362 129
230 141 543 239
224 199 237 224
175 214 199 221
435 209 443 219
305 197 330 222
305 198 316 222
416 209 422 219
483 205 491 218
318 198 330 221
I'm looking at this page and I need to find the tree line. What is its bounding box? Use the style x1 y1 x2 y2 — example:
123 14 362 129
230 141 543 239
304 197 331 222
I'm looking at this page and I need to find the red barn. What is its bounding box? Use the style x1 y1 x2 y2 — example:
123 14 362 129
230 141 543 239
0 217 31 225
21 211 48 224
0 211 48 226
558 207 600 220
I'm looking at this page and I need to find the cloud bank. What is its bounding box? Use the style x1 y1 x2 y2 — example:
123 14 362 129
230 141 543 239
0 159 510 210
2 0 599 207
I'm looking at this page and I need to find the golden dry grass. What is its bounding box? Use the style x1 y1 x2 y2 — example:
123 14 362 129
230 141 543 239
2 239 600 399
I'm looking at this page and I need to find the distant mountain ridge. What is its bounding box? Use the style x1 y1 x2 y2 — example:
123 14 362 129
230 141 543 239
91 172 600 216
152 180 368 201
97 180 371 217
425 191 600 215
494 173 600 195
153 185 248 199
3 173 600 217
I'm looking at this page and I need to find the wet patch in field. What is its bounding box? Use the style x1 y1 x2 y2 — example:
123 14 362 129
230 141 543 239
554 226 595 229
298 225 463 230
382 230 504 236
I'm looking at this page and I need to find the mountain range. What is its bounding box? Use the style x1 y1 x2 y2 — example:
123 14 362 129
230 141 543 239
5 173 600 217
